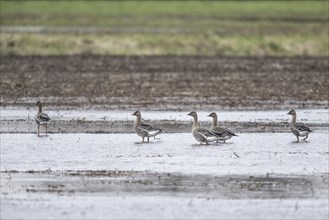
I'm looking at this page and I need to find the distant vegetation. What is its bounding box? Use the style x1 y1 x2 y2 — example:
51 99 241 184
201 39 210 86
0 0 328 56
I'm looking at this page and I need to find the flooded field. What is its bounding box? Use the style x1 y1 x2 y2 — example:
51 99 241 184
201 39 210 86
1 107 329 219
1 55 328 219
1 171 328 219
1 130 328 219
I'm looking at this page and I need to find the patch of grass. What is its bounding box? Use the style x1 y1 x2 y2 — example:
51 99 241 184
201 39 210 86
1 1 327 19
1 1 328 30
1 33 327 56
1 1 327 56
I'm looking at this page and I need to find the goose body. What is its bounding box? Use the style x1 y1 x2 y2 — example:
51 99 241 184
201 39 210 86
192 127 220 143
35 101 51 136
208 112 237 143
132 111 162 142
287 110 311 142
36 112 51 125
187 111 221 144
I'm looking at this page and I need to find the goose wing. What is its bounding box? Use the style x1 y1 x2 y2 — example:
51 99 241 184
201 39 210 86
295 123 311 132
36 113 51 123
196 127 221 138
213 127 237 136
140 123 162 132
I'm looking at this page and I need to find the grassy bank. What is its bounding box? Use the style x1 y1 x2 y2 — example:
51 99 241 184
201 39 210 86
0 0 328 56
1 33 327 56
2 1 328 23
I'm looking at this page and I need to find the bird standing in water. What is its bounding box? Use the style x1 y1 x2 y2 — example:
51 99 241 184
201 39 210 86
187 111 221 145
287 109 311 142
132 111 162 143
35 101 51 137
207 112 237 143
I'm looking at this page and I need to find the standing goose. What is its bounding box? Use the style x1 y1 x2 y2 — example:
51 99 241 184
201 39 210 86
187 111 220 145
287 110 311 142
132 111 162 143
35 101 51 137
208 112 237 143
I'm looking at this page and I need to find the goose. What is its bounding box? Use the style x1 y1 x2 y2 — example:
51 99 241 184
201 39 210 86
287 110 311 142
132 111 162 143
208 112 237 143
187 111 220 145
35 101 51 137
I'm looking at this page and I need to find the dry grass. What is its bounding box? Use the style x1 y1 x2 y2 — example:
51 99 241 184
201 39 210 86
1 33 328 56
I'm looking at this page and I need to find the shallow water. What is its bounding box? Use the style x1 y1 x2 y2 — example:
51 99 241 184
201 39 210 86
1 194 327 220
1 132 328 219
1 133 328 175
1 108 328 219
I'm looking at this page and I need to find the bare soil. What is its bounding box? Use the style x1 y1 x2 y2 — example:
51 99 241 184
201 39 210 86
0 55 328 110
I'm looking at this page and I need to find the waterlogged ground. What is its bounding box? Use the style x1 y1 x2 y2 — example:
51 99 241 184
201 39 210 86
1 106 328 219
1 54 328 218
1 133 328 174
1 131 329 219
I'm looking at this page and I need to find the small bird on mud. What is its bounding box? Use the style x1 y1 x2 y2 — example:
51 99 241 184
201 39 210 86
287 109 312 142
207 112 237 143
132 111 162 143
187 111 222 145
35 101 51 137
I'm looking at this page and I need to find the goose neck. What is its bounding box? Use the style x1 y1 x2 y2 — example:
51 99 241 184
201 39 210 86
212 116 218 129
291 114 296 126
192 115 198 129
134 115 142 127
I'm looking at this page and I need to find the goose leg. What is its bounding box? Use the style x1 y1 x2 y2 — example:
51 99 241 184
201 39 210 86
142 137 145 143
303 135 308 141
147 137 150 143
37 125 40 137
46 124 48 137
296 136 299 143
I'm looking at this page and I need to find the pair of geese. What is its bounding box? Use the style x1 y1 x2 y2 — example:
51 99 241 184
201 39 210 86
133 110 237 144
35 102 311 143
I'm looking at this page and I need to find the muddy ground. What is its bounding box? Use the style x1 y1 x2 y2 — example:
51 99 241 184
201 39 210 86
1 55 328 110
